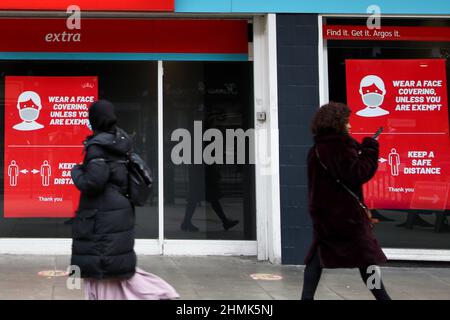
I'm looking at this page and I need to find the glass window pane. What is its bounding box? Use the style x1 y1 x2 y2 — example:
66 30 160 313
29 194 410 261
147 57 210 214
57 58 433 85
327 17 450 250
163 61 256 240
0 61 158 239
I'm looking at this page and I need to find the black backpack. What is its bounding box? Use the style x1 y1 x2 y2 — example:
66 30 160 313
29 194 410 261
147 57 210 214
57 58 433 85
85 132 153 206
124 152 153 206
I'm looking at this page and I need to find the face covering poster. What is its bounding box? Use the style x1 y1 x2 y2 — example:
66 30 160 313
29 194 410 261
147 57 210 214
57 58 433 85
346 59 450 211
4 76 98 218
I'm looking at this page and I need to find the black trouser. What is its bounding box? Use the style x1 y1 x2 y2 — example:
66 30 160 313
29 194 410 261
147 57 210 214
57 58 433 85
301 250 391 300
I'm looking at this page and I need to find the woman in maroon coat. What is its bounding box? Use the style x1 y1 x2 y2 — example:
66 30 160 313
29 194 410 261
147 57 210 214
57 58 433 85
301 102 391 300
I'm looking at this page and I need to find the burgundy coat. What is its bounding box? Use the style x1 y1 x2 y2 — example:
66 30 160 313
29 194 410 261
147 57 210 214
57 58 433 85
304 133 387 268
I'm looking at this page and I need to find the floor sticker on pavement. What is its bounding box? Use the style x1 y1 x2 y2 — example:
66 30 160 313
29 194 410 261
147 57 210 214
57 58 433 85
250 273 283 280
38 270 69 277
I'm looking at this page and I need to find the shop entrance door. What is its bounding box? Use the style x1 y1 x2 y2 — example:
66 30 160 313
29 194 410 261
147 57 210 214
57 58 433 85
160 61 257 253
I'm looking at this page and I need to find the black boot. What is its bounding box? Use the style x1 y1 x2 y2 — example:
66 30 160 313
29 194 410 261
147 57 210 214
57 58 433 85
223 219 239 231
181 221 199 232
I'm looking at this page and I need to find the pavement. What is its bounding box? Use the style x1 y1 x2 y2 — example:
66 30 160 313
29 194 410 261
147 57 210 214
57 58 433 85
1 255 450 300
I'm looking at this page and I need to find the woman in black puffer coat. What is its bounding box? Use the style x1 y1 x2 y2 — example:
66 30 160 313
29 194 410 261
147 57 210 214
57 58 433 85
71 100 179 300
71 100 135 279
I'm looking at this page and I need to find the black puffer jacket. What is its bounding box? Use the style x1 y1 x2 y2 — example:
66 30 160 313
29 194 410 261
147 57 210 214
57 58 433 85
71 127 136 279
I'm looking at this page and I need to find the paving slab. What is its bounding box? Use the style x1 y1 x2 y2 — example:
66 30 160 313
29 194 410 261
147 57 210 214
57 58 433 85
1 255 450 300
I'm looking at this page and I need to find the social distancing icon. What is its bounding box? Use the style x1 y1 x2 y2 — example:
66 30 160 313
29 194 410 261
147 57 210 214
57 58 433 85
7 160 53 187
8 160 19 187
388 148 401 176
41 160 52 187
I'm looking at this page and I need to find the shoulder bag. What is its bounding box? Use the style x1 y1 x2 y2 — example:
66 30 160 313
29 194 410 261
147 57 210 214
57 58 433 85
315 147 378 227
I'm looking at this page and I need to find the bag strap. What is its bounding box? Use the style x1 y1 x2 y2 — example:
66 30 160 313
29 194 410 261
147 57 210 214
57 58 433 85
315 146 368 211
105 159 128 164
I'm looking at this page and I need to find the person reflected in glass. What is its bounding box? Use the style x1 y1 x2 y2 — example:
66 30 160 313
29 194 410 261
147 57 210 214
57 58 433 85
181 164 239 232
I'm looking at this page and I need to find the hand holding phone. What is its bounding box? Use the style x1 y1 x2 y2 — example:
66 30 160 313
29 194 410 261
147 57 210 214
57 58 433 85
372 127 384 140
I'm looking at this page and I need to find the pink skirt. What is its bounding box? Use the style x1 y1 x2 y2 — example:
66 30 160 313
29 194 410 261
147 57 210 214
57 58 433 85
83 268 180 300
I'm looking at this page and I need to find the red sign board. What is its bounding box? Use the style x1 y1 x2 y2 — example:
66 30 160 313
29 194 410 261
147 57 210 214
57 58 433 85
324 25 450 42
346 59 450 211
4 76 98 218
0 0 174 12
0 19 248 55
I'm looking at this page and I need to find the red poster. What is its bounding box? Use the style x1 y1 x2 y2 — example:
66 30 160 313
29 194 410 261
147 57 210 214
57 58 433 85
4 76 98 218
346 59 450 210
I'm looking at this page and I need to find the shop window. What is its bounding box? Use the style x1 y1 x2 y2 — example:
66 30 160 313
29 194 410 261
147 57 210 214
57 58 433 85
326 17 450 249
163 61 256 240
0 61 158 239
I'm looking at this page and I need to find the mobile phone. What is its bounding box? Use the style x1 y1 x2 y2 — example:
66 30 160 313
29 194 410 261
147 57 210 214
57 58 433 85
372 127 384 139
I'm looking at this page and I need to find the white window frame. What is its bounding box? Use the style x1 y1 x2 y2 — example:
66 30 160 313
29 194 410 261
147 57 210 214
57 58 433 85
252 14 282 263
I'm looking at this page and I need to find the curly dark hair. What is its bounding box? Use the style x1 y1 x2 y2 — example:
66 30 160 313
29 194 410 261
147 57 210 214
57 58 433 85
311 102 351 136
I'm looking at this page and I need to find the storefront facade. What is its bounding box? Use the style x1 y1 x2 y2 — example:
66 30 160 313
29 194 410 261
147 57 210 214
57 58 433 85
0 2 282 262
276 3 450 264
0 1 449 264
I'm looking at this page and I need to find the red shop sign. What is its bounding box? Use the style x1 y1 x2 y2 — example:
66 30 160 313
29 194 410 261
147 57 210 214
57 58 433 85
324 25 450 42
0 19 248 54
0 0 174 12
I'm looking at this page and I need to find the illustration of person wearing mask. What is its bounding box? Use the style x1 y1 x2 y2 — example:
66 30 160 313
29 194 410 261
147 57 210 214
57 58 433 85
356 75 390 117
13 91 45 131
